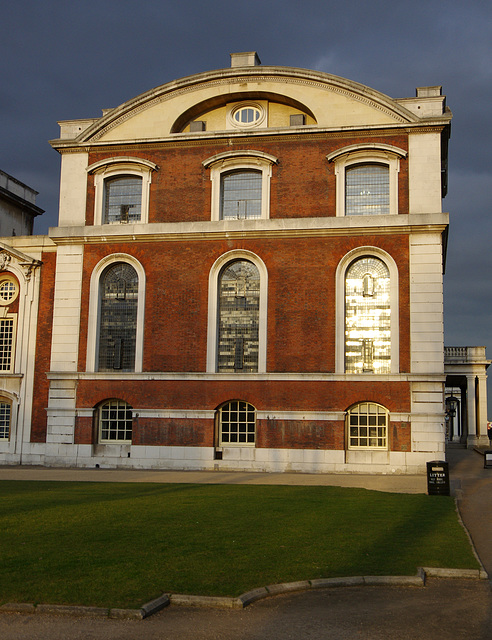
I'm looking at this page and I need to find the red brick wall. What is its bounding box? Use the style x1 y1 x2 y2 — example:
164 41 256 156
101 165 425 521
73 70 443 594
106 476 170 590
76 234 410 374
390 420 411 452
86 132 409 224
133 418 213 446
257 419 345 450
74 416 93 444
30 251 57 442
69 130 414 454
75 379 410 414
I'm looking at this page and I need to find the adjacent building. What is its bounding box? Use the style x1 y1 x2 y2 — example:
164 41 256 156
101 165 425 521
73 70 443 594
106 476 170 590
2 52 484 472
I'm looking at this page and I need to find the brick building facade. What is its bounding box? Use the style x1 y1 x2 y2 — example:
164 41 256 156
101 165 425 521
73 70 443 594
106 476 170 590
0 53 456 472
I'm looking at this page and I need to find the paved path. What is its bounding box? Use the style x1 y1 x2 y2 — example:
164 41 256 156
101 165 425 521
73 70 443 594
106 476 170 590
0 447 491 639
0 580 490 639
447 446 492 576
0 463 427 492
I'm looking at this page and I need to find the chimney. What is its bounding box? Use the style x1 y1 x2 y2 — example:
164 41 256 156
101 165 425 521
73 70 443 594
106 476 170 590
230 52 261 68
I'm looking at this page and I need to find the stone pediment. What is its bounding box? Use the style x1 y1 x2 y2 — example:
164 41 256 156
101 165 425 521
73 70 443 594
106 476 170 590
50 65 429 148
0 242 42 281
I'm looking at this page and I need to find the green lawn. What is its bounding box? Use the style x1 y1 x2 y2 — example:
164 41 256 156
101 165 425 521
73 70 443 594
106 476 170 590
0 481 479 609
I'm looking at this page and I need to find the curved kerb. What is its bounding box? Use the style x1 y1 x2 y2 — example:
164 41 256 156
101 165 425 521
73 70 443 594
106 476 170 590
0 568 487 620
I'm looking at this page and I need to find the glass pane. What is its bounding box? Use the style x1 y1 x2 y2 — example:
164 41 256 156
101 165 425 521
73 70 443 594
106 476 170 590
99 399 132 442
220 401 256 446
0 402 10 439
217 260 260 372
345 164 389 215
345 257 391 374
98 263 138 372
0 318 14 371
220 170 262 219
347 403 387 449
104 176 142 223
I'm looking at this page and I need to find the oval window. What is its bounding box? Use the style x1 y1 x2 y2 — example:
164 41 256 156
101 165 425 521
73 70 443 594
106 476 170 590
234 107 261 124
0 277 18 305
230 104 265 128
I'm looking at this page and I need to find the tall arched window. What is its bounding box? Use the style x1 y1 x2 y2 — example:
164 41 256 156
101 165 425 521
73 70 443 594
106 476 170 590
217 260 260 372
220 170 262 219
98 263 138 371
345 257 391 374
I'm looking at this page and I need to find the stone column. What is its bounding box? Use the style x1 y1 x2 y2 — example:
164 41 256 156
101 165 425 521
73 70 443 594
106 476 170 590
476 374 489 447
466 375 478 448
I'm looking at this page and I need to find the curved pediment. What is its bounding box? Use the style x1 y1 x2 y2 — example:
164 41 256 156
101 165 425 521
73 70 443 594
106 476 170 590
72 65 420 145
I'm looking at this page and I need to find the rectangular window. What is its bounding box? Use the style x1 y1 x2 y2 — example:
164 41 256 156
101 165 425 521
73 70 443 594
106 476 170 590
220 401 256 445
0 402 10 440
348 403 387 449
345 164 389 215
220 171 262 220
104 176 142 224
99 400 133 442
0 318 15 372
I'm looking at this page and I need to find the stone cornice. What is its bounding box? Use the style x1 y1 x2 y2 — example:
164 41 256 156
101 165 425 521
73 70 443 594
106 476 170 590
50 122 449 153
47 371 446 382
48 213 449 245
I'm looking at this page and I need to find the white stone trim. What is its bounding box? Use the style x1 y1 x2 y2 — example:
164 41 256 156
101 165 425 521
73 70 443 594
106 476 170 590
86 254 146 372
50 212 449 244
335 246 399 374
50 245 84 372
135 409 215 419
203 151 277 221
207 250 268 373
257 410 345 421
88 158 157 226
72 408 412 423
328 145 405 217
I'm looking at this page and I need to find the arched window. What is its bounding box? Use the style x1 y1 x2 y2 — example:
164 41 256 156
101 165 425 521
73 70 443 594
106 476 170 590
98 399 133 442
327 144 406 217
203 151 277 221
345 164 389 216
220 170 262 220
0 400 11 440
103 175 142 223
345 257 391 374
347 402 388 449
217 260 260 372
98 263 138 371
87 157 157 226
217 400 256 446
